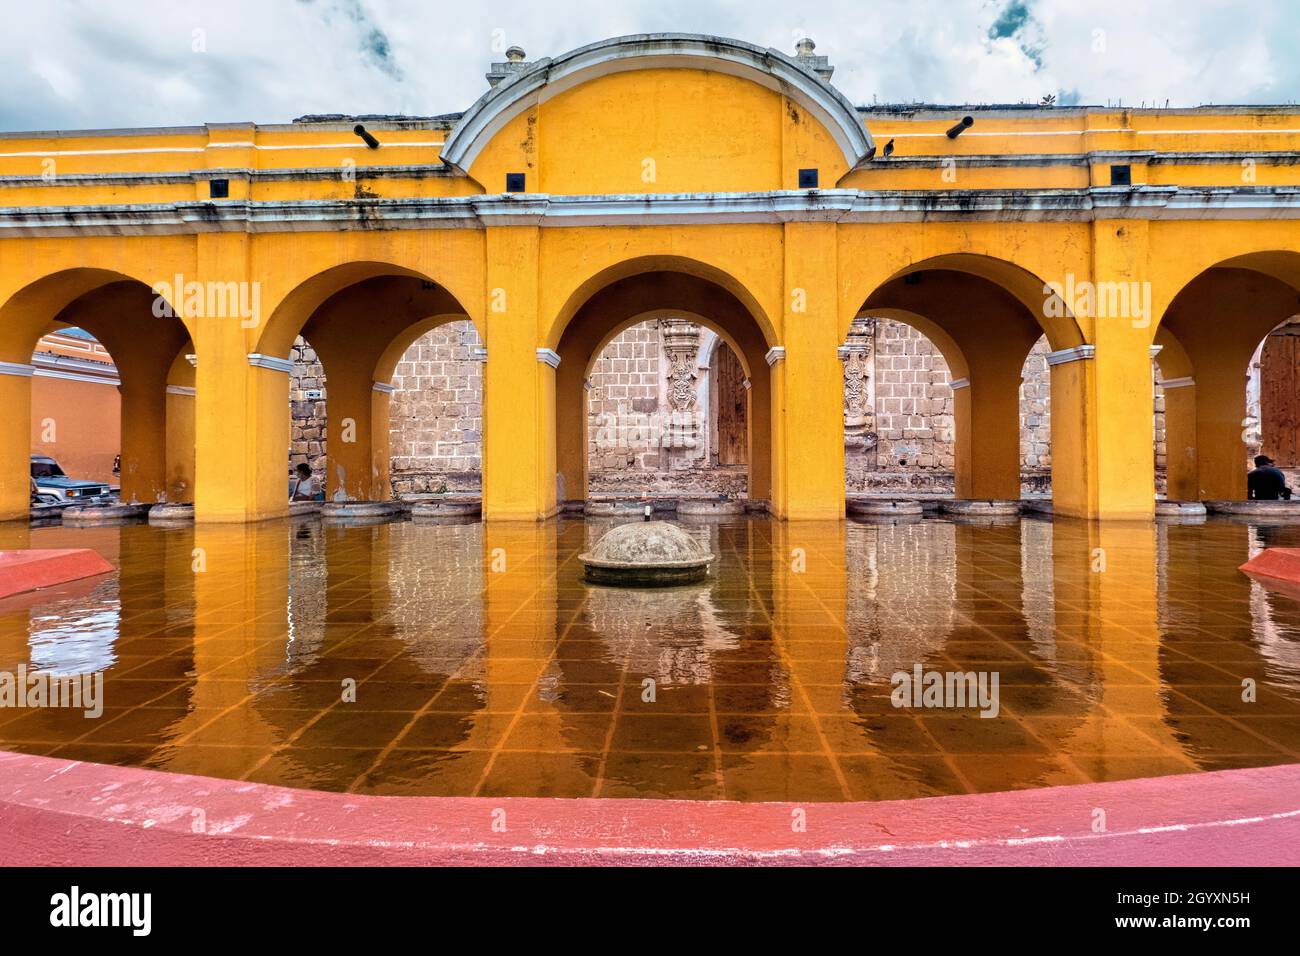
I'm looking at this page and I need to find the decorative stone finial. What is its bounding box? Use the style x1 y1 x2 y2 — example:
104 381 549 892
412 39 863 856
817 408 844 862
486 45 534 87
794 37 834 82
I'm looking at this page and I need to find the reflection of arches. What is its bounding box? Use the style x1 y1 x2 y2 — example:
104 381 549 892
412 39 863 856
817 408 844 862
1154 253 1300 500
554 262 775 503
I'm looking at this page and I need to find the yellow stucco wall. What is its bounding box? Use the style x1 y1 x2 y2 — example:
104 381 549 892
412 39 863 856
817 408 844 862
2 37 1299 523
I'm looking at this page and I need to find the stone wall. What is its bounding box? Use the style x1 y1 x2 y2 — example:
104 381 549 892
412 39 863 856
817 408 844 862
289 337 328 483
849 319 956 492
846 321 1054 494
387 320 482 494
586 321 663 474
286 317 1182 500
1019 341 1053 493
585 319 748 497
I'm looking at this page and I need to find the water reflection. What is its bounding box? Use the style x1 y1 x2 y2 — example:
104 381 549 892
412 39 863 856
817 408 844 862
0 514 1296 801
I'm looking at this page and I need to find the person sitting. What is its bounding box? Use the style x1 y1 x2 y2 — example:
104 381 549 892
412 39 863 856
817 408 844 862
290 463 320 501
1247 455 1293 501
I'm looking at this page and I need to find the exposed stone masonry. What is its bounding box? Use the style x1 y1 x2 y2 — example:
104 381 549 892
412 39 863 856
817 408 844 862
388 320 483 494
289 318 1176 498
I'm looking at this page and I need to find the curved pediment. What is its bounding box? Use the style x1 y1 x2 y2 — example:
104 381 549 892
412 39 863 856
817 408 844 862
441 33 875 191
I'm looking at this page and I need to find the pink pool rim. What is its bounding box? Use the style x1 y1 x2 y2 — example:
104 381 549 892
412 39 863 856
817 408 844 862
1 750 1297 866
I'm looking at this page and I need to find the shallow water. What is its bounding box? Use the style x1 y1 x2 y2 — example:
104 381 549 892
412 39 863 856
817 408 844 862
1 514 1299 801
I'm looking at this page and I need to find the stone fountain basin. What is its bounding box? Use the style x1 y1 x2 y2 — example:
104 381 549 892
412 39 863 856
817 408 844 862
578 520 715 586
579 556 715 587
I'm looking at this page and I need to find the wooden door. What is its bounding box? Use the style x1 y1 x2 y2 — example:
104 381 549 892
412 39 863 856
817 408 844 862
1261 332 1300 466
715 343 748 466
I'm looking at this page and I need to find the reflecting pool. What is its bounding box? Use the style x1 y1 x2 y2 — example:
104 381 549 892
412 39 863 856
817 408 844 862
1 514 1298 801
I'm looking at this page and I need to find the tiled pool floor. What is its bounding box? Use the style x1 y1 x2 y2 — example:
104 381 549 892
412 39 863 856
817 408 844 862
1 514 1298 801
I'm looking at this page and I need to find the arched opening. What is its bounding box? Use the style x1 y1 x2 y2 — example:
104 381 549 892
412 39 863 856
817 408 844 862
30 327 120 492
853 257 1083 505
0 270 194 516
1154 253 1300 501
1251 319 1300 482
258 265 479 505
552 262 775 507
583 317 750 499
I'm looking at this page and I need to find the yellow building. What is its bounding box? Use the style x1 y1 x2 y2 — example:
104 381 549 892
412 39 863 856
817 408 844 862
1 33 1298 523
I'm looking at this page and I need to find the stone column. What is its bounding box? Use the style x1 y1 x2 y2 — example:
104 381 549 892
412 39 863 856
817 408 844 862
660 317 702 469
841 316 877 478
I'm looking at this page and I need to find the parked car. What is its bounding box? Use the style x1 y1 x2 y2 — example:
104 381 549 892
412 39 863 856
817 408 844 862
30 455 112 503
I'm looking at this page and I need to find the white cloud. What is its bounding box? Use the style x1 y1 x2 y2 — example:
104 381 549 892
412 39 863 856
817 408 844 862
0 0 1297 131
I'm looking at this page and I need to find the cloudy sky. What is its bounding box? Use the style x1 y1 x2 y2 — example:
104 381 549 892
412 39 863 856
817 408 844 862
2 0 1298 132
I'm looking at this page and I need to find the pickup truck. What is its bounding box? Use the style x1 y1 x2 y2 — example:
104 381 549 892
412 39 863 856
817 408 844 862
30 455 113 503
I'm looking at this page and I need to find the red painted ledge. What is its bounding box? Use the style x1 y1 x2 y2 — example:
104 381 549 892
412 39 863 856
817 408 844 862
0 549 114 601
1240 548 1300 603
1 751 1298 866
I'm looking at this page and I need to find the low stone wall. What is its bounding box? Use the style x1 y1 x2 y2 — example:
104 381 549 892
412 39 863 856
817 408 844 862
587 466 748 498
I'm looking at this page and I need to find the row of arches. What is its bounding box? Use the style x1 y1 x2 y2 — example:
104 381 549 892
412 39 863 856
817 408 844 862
3 249 1298 518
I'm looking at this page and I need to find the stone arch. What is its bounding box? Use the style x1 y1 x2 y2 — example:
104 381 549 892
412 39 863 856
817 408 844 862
253 264 477 503
0 270 190 515
1154 253 1300 500
858 264 1069 501
860 253 1085 352
441 33 874 176
255 261 480 361
553 264 775 504
547 254 778 354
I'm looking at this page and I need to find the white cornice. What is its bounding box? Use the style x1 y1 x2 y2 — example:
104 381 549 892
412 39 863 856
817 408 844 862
32 367 121 386
1046 345 1097 366
0 165 458 189
0 361 34 377
765 347 786 366
440 34 874 175
1159 376 1196 389
2 186 1300 237
165 384 196 396
949 377 971 389
536 348 561 368
247 352 293 373
372 381 396 393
